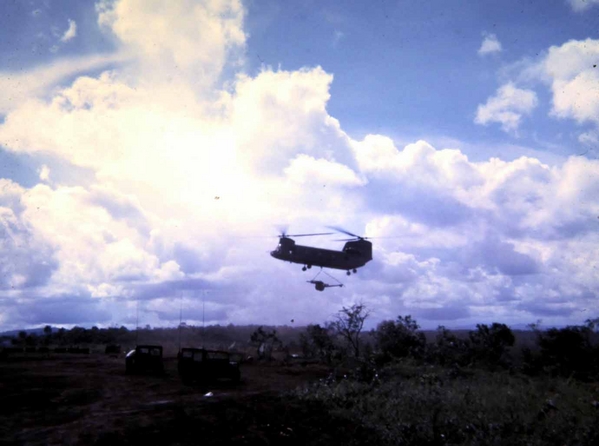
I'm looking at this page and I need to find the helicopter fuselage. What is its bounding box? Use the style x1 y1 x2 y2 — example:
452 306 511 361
270 237 372 272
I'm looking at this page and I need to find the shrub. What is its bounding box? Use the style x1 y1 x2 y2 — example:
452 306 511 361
372 315 426 362
469 323 515 368
537 325 598 380
299 324 336 363
430 325 472 367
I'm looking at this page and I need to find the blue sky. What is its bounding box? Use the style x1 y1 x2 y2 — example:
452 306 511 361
0 0 598 332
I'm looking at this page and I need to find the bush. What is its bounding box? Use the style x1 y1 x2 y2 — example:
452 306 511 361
372 315 426 363
430 326 472 367
537 326 598 380
469 323 515 368
296 362 599 446
299 324 336 363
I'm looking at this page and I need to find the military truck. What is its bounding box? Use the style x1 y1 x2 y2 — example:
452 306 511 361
178 348 240 384
125 345 164 375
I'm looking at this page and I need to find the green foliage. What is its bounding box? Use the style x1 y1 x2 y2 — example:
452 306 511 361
299 324 336 363
430 325 472 366
373 315 426 362
250 326 282 359
296 362 599 446
469 323 515 367
535 325 599 380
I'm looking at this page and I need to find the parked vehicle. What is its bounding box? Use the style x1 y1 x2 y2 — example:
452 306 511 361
125 345 164 375
178 348 240 384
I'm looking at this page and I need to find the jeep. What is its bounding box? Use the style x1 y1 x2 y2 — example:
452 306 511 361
178 348 240 384
125 345 164 375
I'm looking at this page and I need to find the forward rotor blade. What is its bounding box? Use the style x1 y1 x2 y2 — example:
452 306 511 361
283 232 335 238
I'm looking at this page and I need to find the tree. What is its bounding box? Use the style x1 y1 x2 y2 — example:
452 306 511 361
300 324 336 362
250 326 282 360
469 323 515 367
17 331 27 347
585 317 599 332
331 303 370 357
373 315 426 360
431 325 471 366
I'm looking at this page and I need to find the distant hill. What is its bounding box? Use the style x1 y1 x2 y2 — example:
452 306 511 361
0 327 54 337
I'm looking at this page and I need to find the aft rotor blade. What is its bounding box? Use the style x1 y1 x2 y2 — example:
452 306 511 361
326 225 361 238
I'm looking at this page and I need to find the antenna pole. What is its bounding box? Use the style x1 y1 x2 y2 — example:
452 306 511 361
202 293 205 348
178 292 183 352
135 299 139 345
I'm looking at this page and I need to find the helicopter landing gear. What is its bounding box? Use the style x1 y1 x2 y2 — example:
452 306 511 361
352 268 357 274
346 271 351 276
307 264 312 269
302 266 307 271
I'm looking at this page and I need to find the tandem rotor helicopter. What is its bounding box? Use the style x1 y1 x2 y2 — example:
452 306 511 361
270 226 373 291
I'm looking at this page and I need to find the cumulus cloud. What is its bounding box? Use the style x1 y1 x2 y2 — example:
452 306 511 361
96 0 246 87
0 1 598 330
567 0 599 12
478 32 502 56
541 39 599 125
0 53 126 114
60 19 77 42
475 83 538 134
284 155 365 187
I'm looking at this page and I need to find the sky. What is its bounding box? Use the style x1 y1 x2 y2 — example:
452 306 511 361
0 0 598 332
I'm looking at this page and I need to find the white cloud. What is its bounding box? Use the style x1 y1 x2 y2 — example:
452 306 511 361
1 1 599 330
38 165 50 181
567 0 599 12
284 155 365 187
475 83 538 134
96 0 246 87
541 39 599 125
60 19 77 43
478 32 502 56
0 53 126 114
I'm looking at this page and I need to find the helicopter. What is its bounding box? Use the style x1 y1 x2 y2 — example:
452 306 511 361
270 226 373 281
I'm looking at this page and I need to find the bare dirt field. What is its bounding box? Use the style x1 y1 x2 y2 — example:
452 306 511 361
0 353 378 446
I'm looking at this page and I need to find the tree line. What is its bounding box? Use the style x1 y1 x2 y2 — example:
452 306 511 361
299 304 599 382
3 306 598 380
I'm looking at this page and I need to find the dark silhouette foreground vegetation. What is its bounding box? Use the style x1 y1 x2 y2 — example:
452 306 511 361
2 308 599 445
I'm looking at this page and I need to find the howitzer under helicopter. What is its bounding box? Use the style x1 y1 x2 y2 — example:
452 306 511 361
270 226 373 291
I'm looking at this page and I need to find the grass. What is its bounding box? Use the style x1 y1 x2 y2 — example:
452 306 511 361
294 360 599 445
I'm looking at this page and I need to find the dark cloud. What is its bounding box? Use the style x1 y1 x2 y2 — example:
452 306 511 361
18 295 112 325
517 302 577 318
132 277 214 301
87 188 151 236
411 305 471 321
455 236 539 277
0 210 58 290
365 180 473 227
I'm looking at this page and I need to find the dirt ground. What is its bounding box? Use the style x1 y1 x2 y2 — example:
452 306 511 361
0 353 378 446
